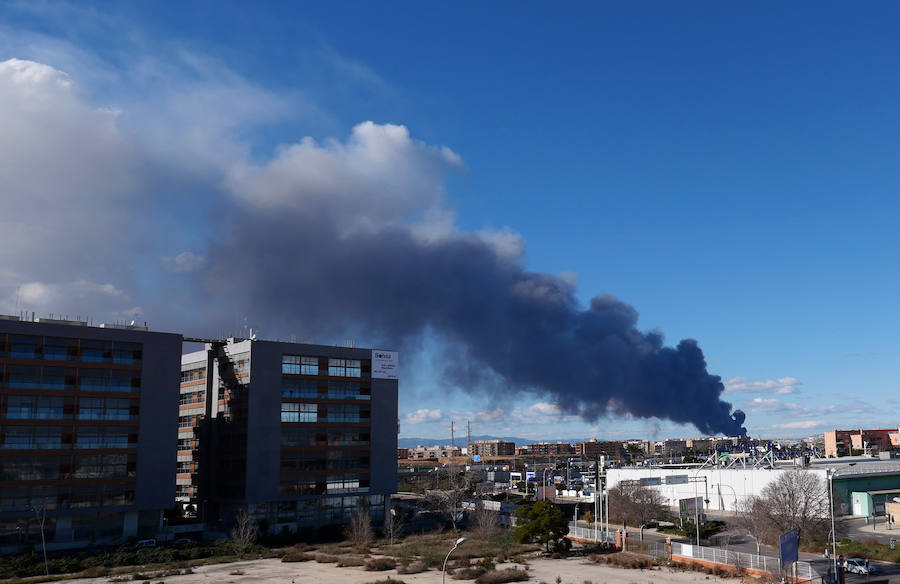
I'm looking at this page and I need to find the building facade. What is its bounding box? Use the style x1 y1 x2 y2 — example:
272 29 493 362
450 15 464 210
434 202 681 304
0 317 180 550
469 440 516 458
404 445 462 460
825 429 900 458
178 338 398 532
521 442 575 457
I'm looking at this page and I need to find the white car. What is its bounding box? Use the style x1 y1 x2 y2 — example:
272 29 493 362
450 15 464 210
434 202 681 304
844 558 875 575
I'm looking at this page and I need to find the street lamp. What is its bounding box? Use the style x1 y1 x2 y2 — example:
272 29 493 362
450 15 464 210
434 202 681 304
442 537 468 584
827 469 838 578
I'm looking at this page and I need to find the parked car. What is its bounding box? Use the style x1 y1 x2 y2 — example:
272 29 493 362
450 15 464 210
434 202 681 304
134 539 157 549
844 558 874 575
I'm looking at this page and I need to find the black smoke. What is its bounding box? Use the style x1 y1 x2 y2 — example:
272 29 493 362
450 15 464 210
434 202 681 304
203 210 747 437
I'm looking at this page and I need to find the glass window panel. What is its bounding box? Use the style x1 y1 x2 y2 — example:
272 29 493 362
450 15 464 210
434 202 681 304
6 395 35 419
44 337 79 362
80 340 111 364
110 370 140 393
79 369 110 392
35 397 65 420
112 342 142 365
7 366 41 390
9 335 42 360
42 366 76 390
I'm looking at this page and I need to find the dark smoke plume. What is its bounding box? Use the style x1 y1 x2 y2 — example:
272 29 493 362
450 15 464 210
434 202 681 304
205 211 746 437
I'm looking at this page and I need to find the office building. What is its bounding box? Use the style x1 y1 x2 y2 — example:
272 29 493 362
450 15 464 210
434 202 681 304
0 316 180 551
178 338 398 532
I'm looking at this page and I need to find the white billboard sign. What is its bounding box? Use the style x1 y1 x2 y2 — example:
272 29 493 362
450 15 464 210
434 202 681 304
372 350 398 379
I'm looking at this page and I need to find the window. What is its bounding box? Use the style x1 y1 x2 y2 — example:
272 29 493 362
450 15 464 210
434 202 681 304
80 369 110 392
328 359 361 377
34 428 62 449
76 428 103 449
9 335 41 360
78 397 105 420
327 381 370 400
284 355 319 375
80 340 111 363
281 402 316 423
324 405 368 423
110 370 140 392
35 397 65 420
42 366 76 390
105 399 132 421
281 379 318 399
6 395 35 419
44 337 79 361
181 368 206 383
112 342 142 365
326 476 366 494
282 355 301 374
281 402 299 423
7 366 41 389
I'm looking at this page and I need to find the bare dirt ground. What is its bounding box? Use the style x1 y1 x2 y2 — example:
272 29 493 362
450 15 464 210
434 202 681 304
61 556 744 584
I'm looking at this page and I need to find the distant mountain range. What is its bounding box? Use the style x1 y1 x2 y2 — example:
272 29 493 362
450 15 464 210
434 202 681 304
397 434 593 448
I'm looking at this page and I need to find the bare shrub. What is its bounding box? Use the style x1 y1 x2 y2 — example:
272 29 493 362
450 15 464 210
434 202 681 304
315 553 340 563
397 560 428 574
453 566 488 579
365 557 398 571
338 556 368 567
474 568 530 584
471 500 500 540
282 549 316 562
346 499 374 549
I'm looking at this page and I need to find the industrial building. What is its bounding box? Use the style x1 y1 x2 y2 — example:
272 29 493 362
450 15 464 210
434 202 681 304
0 316 181 551
607 456 900 517
178 338 398 533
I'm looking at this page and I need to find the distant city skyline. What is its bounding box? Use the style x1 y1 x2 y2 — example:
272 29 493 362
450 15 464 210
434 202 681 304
2 3 899 440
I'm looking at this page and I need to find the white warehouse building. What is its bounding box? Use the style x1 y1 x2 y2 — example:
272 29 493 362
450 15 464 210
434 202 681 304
607 458 900 516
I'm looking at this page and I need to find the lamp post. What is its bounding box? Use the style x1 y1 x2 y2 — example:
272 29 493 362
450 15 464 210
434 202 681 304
442 537 468 584
828 469 838 578
542 468 551 500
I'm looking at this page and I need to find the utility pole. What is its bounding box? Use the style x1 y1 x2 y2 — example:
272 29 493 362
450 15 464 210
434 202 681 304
467 420 472 464
449 420 455 489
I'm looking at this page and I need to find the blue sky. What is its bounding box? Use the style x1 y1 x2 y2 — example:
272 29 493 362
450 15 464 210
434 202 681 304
1 1 899 440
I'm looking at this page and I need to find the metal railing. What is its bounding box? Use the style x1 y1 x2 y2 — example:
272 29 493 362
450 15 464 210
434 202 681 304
566 522 614 544
670 541 821 582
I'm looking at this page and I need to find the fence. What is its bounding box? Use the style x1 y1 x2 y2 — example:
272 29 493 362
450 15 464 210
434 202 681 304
566 522 614 544
670 541 822 582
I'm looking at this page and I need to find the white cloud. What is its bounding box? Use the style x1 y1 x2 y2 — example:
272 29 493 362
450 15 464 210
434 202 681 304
403 408 444 425
225 121 464 234
724 376 802 395
162 252 207 274
768 420 825 431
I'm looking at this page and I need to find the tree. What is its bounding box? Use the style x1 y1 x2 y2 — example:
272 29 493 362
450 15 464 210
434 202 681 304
607 483 665 527
750 470 839 546
515 500 571 553
229 509 257 558
471 499 500 539
425 487 468 530
345 499 373 549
